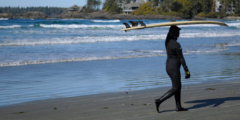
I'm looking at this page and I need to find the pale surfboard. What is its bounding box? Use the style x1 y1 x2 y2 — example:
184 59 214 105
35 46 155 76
121 21 228 31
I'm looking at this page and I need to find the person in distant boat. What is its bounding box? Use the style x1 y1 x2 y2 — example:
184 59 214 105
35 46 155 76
155 26 190 113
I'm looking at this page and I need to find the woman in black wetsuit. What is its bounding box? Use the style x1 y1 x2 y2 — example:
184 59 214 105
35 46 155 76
155 26 191 113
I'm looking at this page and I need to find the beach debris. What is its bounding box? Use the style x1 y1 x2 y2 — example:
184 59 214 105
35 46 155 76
142 103 151 106
12 112 25 114
206 88 215 90
122 104 125 105
126 92 128 94
102 107 109 109
54 107 57 110
131 103 134 106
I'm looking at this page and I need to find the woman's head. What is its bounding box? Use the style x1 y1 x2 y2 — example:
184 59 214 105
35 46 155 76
165 26 181 49
168 26 181 39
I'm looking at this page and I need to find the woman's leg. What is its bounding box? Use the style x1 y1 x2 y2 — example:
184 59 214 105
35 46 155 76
155 62 187 112
172 70 188 111
155 67 180 112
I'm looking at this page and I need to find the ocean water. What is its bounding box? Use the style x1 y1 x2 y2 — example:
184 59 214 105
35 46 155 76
1 18 240 106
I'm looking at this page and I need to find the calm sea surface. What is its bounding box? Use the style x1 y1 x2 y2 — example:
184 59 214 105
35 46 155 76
0 18 240 106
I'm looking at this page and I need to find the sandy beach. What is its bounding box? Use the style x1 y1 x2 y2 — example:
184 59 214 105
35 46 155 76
0 79 240 120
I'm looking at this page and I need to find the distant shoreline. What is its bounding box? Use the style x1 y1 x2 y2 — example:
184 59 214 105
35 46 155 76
1 11 240 20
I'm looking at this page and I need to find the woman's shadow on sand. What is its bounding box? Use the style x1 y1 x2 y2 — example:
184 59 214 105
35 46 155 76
160 97 240 113
186 97 240 110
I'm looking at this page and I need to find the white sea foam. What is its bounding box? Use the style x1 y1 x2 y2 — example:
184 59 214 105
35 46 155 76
0 25 21 29
0 35 165 46
92 20 121 23
3 22 240 30
1 32 240 46
180 32 240 38
0 18 9 20
0 46 229 67
185 48 228 54
126 50 165 53
28 25 34 27
40 22 240 29
39 24 124 29
227 22 240 28
0 54 165 67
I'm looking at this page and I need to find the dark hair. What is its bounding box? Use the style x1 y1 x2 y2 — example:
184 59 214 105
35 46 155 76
165 26 181 49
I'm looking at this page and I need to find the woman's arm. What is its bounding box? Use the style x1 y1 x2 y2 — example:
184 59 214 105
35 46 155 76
175 42 190 79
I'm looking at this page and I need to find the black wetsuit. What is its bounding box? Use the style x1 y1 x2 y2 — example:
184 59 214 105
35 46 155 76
155 26 189 112
165 39 187 108
155 39 188 110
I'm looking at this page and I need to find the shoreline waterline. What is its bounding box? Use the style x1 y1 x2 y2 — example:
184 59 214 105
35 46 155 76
0 78 238 107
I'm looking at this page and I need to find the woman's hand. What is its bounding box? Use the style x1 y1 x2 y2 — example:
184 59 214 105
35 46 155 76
185 71 190 79
184 66 191 79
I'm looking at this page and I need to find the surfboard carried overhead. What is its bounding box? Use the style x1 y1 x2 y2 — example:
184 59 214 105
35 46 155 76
122 21 228 32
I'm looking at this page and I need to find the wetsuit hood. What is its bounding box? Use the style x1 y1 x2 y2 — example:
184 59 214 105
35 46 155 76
165 26 181 49
168 26 181 39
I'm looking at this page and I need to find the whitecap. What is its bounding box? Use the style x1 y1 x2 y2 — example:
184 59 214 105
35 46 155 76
227 22 240 28
184 48 228 54
1 32 240 46
0 54 166 67
0 25 21 29
0 18 9 20
39 24 124 29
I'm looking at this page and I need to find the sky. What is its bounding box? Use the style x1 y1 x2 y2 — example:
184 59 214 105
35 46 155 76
0 0 87 8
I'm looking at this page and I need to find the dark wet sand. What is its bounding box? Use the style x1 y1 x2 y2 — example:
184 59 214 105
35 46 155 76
1 80 240 120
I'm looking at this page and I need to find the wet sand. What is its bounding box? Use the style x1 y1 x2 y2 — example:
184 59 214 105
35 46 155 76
1 79 240 120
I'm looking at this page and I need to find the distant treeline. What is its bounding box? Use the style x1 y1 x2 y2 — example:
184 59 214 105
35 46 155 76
103 0 240 18
0 6 67 15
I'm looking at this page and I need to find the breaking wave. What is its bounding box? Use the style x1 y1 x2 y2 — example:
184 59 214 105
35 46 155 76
180 32 240 38
185 48 229 54
1 31 240 46
39 24 124 29
0 35 165 46
227 22 240 28
0 25 21 29
1 22 240 29
0 47 229 67
0 54 165 67
0 18 9 20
